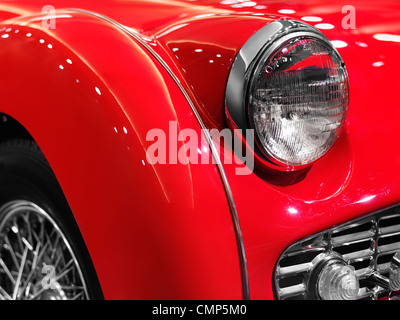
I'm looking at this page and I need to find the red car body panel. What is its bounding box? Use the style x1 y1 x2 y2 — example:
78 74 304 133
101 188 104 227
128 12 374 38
0 0 399 299
0 10 244 299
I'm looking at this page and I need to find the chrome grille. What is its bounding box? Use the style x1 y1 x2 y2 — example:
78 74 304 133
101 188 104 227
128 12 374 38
275 206 400 300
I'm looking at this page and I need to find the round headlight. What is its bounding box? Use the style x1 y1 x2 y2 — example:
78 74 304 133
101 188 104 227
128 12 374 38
226 20 349 170
248 37 349 167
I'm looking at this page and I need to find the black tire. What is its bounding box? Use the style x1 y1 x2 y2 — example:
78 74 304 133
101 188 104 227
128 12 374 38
0 139 103 300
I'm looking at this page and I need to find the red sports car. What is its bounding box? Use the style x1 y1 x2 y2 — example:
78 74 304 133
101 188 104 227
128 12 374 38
0 0 399 300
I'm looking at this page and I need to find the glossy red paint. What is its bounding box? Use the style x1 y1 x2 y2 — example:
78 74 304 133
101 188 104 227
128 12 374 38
0 11 243 299
0 0 399 299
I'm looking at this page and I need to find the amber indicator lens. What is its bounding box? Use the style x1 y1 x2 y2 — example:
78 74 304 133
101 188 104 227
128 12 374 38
249 37 349 167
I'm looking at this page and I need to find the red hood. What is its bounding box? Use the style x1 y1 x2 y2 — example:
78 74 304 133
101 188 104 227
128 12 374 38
2 1 400 129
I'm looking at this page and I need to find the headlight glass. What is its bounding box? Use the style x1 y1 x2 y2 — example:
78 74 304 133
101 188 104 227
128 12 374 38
248 36 349 167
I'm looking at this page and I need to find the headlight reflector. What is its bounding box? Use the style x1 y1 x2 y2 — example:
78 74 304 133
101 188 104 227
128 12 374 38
248 36 349 167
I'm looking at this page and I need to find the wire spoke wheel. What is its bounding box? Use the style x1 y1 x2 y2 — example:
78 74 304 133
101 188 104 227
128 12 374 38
0 200 88 300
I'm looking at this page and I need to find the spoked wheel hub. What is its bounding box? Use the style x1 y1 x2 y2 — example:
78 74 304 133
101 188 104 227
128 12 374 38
0 200 88 300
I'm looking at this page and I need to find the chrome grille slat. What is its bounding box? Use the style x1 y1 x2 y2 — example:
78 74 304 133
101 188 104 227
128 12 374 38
342 248 374 261
278 262 313 277
356 287 371 299
379 225 400 235
355 267 373 278
377 262 391 273
275 205 400 300
331 230 374 245
332 220 372 234
332 237 372 247
278 283 306 298
378 242 400 254
378 214 400 223
379 231 400 238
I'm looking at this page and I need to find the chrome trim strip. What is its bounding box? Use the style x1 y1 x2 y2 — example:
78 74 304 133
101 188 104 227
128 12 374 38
67 9 250 299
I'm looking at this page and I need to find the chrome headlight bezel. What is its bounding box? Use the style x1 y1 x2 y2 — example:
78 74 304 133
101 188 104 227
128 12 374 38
225 20 349 172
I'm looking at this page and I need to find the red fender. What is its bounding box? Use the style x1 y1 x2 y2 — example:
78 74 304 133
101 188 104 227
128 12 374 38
0 10 242 299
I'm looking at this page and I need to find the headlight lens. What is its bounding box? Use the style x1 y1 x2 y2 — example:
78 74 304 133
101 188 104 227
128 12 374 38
248 36 349 167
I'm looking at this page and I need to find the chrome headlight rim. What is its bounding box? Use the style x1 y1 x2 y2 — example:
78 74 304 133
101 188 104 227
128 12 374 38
225 19 349 171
